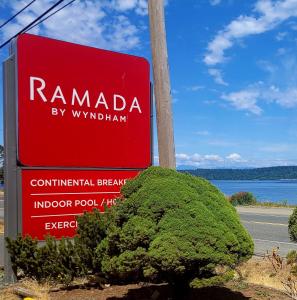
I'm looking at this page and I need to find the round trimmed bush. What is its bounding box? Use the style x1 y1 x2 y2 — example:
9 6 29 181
96 167 254 288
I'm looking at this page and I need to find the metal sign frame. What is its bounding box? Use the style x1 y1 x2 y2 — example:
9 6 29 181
3 53 18 282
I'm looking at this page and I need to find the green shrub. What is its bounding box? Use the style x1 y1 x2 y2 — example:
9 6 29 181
287 250 297 265
286 250 297 276
76 208 108 271
6 209 107 283
289 208 297 242
5 235 40 279
6 235 85 283
96 167 254 288
6 167 254 288
230 192 257 206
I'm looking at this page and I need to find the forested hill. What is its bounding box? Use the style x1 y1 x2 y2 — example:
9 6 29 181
182 166 297 180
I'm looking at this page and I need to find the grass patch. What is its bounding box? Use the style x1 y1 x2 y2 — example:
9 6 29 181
237 256 290 292
0 279 51 300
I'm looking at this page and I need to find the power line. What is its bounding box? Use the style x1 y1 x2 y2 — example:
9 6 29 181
0 0 65 50
0 0 36 30
25 0 76 33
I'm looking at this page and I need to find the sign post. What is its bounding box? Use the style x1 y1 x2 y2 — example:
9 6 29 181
3 33 152 282
3 54 18 282
148 0 176 169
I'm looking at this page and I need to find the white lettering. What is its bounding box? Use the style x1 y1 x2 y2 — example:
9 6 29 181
59 109 66 116
51 108 66 116
72 110 81 118
45 221 77 230
51 85 66 104
120 115 127 122
30 76 47 102
28 76 142 118
74 199 98 207
114 94 126 111
72 89 90 107
95 92 109 109
51 108 58 116
129 97 142 113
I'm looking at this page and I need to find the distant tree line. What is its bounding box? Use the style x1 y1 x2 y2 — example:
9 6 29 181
181 166 297 180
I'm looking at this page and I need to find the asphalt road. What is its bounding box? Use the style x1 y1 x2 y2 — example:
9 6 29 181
236 206 297 257
0 205 296 267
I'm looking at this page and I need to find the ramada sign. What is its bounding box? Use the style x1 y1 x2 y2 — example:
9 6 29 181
5 33 151 240
18 34 151 168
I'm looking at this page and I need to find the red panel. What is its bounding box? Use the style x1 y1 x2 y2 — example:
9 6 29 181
22 169 140 240
17 34 151 168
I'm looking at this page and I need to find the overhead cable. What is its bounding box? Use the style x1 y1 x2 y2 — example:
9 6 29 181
24 0 77 33
0 0 36 30
0 0 65 50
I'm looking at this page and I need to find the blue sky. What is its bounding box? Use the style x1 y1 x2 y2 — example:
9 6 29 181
1 0 297 169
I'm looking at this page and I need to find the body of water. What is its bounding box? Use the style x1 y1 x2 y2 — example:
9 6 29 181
211 180 297 205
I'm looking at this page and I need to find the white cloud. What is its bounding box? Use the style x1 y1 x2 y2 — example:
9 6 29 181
204 0 297 66
112 0 138 11
221 89 262 115
0 0 147 51
192 153 203 162
276 31 288 41
176 153 190 160
176 152 224 167
176 151 297 168
208 68 228 86
176 152 247 167
222 83 297 114
226 153 245 162
111 0 148 15
135 0 149 15
204 154 223 162
210 0 221 6
263 85 297 107
105 15 140 51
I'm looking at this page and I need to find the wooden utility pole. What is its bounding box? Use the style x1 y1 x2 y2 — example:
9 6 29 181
148 0 176 169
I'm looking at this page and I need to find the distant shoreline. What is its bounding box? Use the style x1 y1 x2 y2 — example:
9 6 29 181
181 166 297 180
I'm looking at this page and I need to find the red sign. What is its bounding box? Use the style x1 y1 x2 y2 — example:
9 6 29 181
22 169 139 240
17 34 151 168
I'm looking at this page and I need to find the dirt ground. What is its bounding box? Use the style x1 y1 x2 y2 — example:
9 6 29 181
0 279 292 300
0 256 294 300
49 255 297 299
48 281 290 300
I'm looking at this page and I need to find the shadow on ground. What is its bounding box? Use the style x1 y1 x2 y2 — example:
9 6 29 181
107 284 250 300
